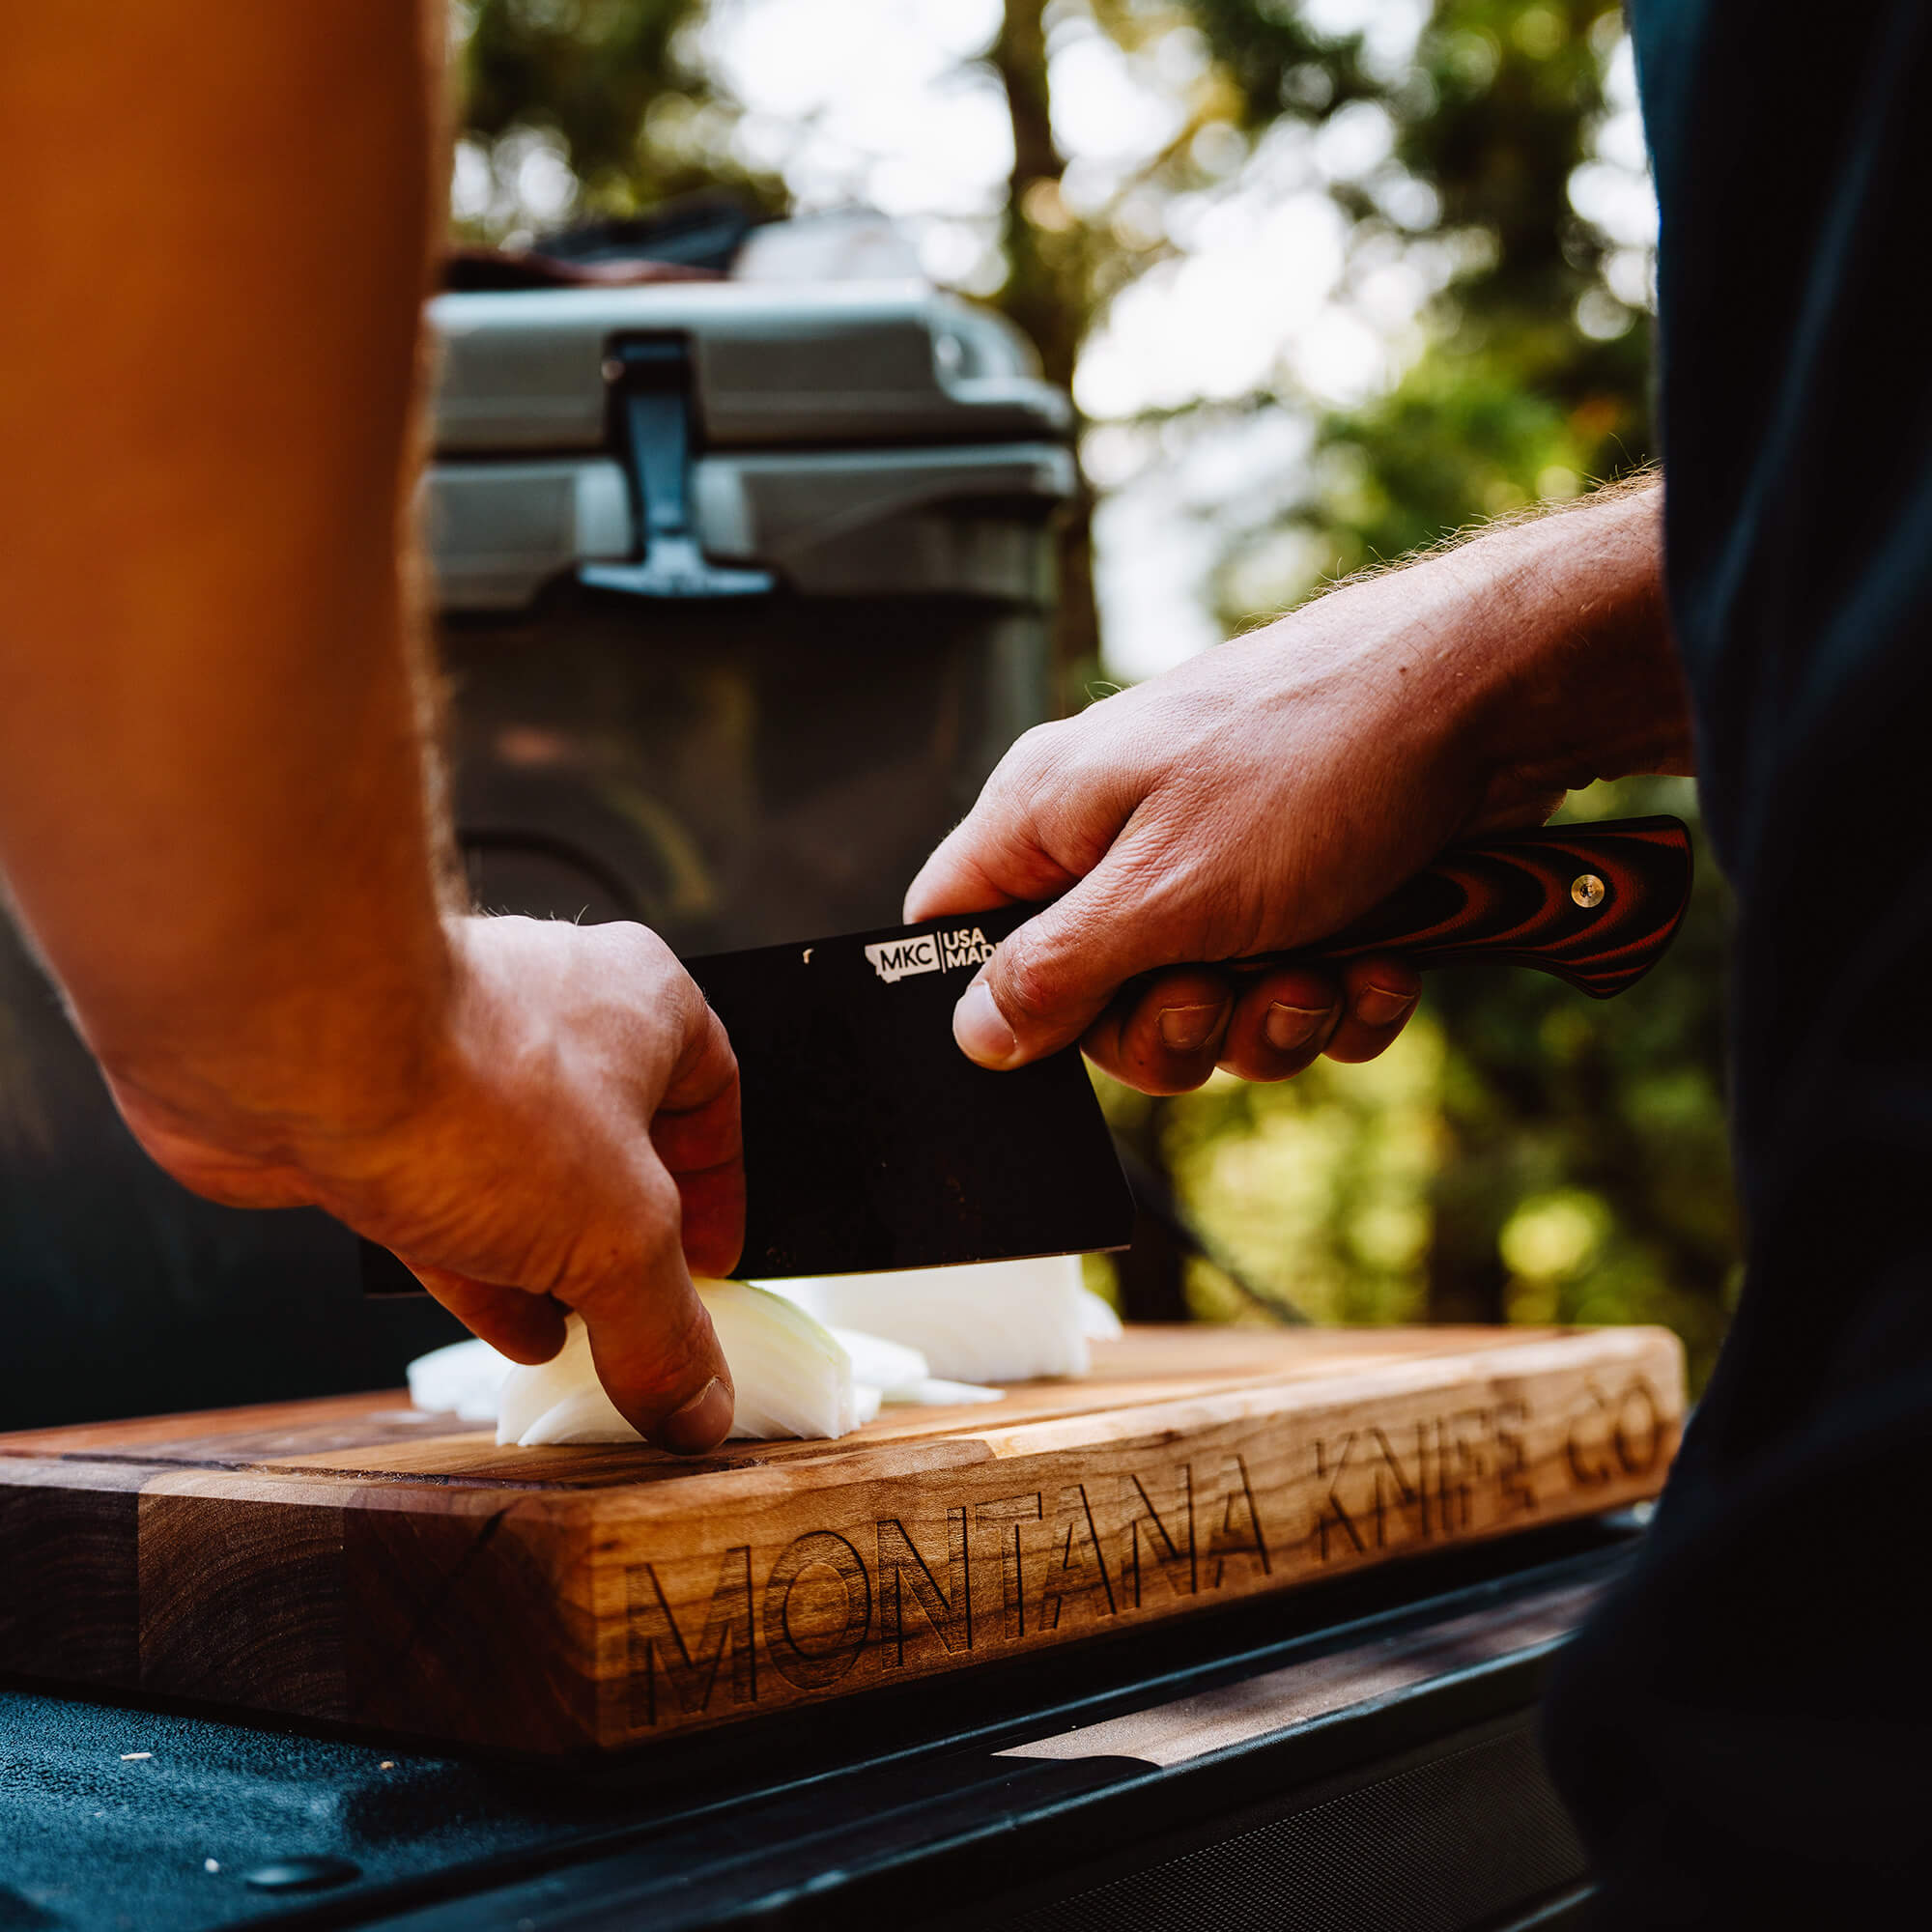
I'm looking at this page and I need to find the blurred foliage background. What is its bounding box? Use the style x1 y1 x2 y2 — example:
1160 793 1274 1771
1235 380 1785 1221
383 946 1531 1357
446 0 1740 1387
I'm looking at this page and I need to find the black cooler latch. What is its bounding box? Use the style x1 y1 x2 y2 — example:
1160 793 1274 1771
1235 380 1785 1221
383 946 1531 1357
578 335 774 599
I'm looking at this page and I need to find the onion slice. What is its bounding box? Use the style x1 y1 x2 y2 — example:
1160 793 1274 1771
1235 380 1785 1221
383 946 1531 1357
759 1254 1108 1383
405 1335 512 1423
828 1326 928 1398
492 1280 863 1445
894 1377 1006 1406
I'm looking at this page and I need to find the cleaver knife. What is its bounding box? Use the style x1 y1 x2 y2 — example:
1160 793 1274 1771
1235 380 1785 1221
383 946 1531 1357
362 814 1690 1290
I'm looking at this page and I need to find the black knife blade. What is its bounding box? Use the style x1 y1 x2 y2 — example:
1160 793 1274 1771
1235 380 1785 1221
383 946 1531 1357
687 904 1134 1278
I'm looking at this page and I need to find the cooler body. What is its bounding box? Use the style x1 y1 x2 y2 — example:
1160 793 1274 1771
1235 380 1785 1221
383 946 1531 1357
0 279 1072 1427
440 572 1058 952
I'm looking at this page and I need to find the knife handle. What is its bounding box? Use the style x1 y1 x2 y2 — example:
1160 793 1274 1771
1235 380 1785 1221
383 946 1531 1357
1253 815 1693 999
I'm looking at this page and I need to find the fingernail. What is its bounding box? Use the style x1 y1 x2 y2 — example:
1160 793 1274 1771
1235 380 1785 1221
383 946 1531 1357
659 1377 732 1456
1354 985 1417 1029
1158 1002 1224 1053
1265 1002 1331 1053
953 979 1018 1067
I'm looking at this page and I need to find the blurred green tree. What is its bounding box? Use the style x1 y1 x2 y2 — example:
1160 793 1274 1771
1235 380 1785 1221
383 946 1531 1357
1192 0 1653 579
449 0 785 241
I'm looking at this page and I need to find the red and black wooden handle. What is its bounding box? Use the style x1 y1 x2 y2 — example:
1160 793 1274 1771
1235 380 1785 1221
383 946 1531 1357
1254 814 1693 1000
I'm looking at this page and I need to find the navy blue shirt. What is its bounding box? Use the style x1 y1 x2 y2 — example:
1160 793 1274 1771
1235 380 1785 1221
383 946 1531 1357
1544 3 1932 1918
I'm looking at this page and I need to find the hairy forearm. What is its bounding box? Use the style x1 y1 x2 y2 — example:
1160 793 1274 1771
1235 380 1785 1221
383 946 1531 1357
1219 470 1685 849
0 3 450 1143
1417 472 1688 805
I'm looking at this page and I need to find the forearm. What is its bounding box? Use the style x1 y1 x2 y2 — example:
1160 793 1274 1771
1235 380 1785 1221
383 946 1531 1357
1422 473 1688 810
0 3 449 1144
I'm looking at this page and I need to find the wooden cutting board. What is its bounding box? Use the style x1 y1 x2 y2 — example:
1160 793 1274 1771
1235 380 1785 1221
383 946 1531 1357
0 1324 1681 1753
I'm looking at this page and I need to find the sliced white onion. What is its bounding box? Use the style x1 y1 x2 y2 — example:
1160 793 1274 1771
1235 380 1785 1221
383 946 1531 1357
828 1326 929 1397
488 1280 863 1445
759 1254 1101 1383
405 1335 514 1423
896 1377 1006 1406
711 1280 861 1439
404 1279 1021 1446
1078 1288 1124 1340
516 1383 636 1447
492 1321 597 1444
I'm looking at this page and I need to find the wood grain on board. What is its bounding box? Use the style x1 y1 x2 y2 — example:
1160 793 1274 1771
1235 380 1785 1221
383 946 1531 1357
0 1324 1683 1752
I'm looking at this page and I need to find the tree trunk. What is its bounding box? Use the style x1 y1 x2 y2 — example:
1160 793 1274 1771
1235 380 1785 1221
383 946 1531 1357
991 0 1069 385
990 0 1100 709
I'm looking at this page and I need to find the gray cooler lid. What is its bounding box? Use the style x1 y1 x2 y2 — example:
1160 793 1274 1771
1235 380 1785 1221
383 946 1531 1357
425 280 1075 610
429 280 1070 453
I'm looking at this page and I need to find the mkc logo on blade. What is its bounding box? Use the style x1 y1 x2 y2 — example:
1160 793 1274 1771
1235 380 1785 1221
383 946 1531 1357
865 926 997 984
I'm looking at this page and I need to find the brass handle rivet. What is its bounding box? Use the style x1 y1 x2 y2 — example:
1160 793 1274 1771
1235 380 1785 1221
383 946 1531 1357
1572 873 1606 909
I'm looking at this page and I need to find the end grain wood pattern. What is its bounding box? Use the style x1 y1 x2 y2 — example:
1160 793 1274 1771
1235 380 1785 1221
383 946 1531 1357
0 1325 1682 1753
